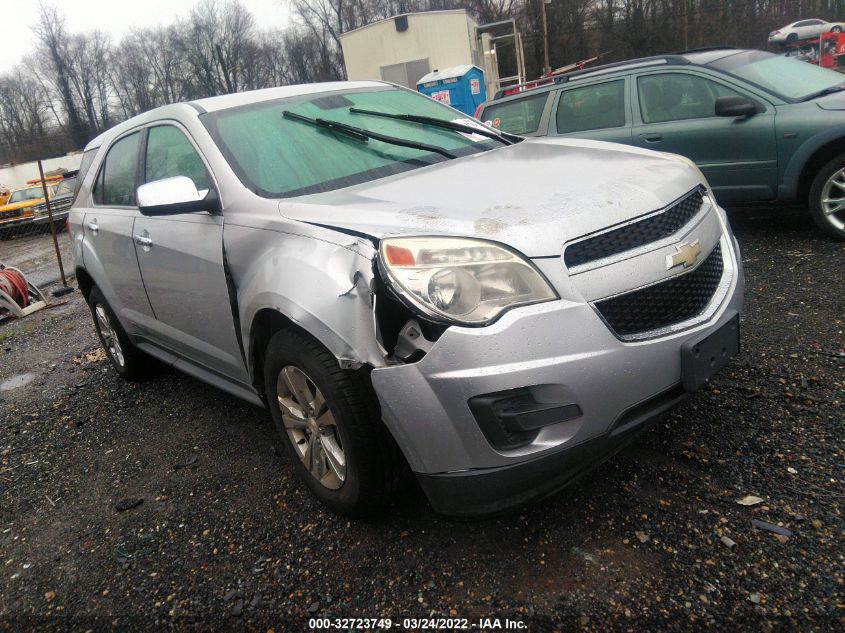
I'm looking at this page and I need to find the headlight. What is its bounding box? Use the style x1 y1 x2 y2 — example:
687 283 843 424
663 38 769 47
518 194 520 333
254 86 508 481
379 237 558 325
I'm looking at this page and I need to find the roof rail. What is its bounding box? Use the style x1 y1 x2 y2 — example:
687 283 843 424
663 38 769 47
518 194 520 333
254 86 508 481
671 46 740 55
488 53 701 102
552 54 691 85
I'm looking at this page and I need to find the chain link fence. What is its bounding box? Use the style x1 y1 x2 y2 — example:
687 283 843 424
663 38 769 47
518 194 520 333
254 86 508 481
1 158 78 320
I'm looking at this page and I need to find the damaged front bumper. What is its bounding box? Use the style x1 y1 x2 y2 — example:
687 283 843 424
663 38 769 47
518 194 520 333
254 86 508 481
371 264 744 516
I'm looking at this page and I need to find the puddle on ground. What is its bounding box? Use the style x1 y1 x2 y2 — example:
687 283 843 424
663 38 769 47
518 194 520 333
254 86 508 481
0 373 37 391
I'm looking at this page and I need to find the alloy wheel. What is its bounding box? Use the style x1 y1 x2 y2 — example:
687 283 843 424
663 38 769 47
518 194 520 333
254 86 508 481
276 365 346 490
820 167 845 233
95 304 125 367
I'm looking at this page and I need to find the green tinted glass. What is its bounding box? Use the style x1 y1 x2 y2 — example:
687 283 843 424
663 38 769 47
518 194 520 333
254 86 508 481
482 93 548 135
145 126 209 191
203 87 494 198
98 132 140 206
556 80 626 134
638 73 739 124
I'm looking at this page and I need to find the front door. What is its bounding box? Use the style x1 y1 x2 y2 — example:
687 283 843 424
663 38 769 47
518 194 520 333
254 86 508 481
132 124 247 383
632 71 777 203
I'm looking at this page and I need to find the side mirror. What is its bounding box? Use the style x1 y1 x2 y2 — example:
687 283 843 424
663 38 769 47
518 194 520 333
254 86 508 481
137 176 220 216
715 95 760 118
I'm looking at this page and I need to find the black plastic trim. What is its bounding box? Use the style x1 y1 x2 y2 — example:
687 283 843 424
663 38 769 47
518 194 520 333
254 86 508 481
418 387 687 517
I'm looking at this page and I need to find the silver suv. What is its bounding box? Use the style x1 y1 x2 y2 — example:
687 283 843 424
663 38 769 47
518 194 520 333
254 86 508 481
70 82 744 517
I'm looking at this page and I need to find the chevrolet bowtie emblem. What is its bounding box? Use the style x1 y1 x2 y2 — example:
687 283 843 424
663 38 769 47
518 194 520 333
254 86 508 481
666 240 702 270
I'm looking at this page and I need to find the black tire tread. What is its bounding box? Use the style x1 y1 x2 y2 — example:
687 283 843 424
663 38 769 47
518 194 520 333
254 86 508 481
264 328 407 516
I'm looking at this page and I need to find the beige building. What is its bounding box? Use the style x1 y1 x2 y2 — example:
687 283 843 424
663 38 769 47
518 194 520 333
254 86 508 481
340 10 487 92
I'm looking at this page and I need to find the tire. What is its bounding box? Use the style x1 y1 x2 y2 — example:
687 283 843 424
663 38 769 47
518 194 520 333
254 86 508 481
88 286 157 380
809 153 845 240
263 328 406 516
832 26 843 33
786 33 798 43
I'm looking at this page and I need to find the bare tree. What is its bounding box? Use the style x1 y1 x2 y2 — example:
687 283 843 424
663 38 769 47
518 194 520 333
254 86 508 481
32 2 88 146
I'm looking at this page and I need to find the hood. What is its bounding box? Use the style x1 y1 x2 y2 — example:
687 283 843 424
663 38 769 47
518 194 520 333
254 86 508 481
278 137 704 257
0 199 43 214
816 92 845 110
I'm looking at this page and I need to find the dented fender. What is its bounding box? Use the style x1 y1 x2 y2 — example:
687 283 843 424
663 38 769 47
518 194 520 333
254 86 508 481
222 221 386 382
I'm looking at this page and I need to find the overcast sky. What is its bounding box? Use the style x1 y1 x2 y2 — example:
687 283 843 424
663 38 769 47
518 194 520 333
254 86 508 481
1 0 291 73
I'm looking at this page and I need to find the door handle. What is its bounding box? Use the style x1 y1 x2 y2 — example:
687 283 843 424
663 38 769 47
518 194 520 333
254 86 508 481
86 221 99 232
133 234 153 248
640 133 663 143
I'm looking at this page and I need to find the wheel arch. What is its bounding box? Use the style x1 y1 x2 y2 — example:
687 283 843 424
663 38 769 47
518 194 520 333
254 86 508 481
781 127 845 201
75 267 95 300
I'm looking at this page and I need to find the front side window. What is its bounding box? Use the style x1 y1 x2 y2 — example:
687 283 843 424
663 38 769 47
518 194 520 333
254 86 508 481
202 87 498 198
482 92 549 135
95 132 140 206
145 125 210 191
556 79 626 134
638 73 740 124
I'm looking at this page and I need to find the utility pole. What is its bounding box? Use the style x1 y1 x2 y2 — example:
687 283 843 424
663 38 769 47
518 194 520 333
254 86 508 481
541 0 551 74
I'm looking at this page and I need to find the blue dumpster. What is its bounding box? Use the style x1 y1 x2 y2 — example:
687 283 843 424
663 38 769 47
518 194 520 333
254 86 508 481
416 65 486 116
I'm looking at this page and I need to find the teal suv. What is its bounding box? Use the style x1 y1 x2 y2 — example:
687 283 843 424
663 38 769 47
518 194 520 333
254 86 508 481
478 48 845 239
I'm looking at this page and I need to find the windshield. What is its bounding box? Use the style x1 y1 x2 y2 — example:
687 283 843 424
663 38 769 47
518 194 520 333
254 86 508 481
53 177 76 197
7 186 45 204
709 50 845 100
202 87 497 198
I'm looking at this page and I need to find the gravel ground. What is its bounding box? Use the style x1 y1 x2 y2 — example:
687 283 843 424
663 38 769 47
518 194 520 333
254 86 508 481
0 205 842 632
0 228 73 290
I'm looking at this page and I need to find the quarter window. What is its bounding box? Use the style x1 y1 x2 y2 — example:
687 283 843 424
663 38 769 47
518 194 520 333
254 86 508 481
638 73 741 124
145 125 210 191
482 92 548 135
555 80 626 134
95 132 140 206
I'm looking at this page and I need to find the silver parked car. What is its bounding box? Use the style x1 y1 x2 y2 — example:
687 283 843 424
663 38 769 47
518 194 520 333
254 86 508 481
70 82 744 516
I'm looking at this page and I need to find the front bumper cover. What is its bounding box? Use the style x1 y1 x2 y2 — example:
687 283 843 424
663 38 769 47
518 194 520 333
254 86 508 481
370 231 743 514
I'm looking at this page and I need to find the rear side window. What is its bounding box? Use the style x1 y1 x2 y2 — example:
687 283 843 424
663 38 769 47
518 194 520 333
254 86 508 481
482 93 548 135
556 79 626 135
144 125 210 191
73 149 98 204
94 132 140 206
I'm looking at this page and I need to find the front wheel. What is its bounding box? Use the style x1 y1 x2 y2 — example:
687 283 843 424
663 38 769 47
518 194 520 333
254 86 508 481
809 154 845 240
263 328 406 516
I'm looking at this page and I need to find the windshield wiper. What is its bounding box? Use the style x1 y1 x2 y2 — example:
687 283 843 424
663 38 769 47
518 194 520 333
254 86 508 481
349 107 519 146
282 110 457 159
800 84 845 102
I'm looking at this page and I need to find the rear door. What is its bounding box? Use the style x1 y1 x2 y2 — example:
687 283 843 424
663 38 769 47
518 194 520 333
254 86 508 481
132 123 247 382
631 70 778 202
84 130 155 331
549 77 633 144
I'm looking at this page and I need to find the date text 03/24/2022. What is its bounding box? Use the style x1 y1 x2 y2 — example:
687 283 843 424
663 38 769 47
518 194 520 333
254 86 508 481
307 617 528 630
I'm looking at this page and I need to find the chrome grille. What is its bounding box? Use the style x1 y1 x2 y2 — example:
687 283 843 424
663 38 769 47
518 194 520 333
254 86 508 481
564 187 705 268
594 243 723 337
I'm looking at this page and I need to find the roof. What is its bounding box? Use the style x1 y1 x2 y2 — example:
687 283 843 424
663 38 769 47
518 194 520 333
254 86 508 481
85 81 389 151
418 65 480 83
191 81 386 113
489 49 748 102
340 10 472 38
